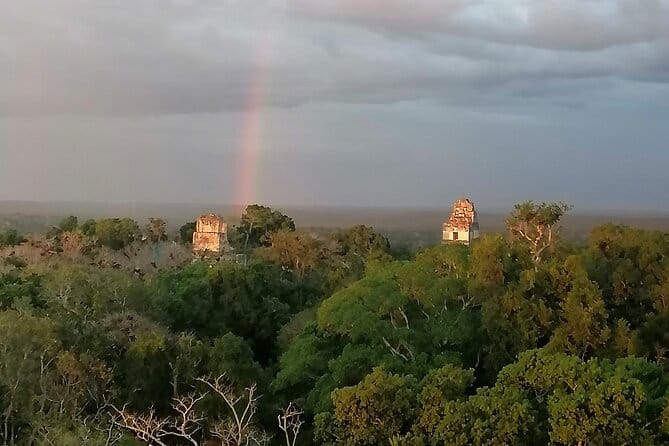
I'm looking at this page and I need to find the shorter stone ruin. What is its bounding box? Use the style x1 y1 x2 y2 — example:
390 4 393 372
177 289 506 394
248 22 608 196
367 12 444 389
442 198 480 245
192 214 230 255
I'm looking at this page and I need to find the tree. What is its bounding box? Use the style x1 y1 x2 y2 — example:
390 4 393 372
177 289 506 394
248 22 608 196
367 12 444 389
144 218 168 243
332 225 390 259
179 222 196 244
111 393 207 446
325 225 392 287
112 374 270 446
46 216 80 239
547 256 612 358
432 385 538 446
80 219 97 237
259 230 324 279
207 333 262 387
0 229 25 247
416 364 474 439
584 224 669 329
274 256 483 418
494 350 669 445
0 271 43 310
152 261 296 364
0 312 60 444
278 403 304 446
317 368 417 445
95 218 141 250
59 216 79 233
233 205 295 251
506 201 571 270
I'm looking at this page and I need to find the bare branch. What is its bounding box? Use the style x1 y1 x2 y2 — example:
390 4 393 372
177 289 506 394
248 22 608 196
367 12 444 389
278 402 304 446
109 404 171 446
382 337 410 361
197 375 266 446
109 393 204 446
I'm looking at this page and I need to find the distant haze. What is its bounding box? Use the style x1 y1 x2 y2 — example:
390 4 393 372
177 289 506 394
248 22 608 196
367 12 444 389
2 202 669 243
1 1 669 211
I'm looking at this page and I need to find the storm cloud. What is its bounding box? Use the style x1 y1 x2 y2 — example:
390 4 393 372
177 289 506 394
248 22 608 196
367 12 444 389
1 0 668 210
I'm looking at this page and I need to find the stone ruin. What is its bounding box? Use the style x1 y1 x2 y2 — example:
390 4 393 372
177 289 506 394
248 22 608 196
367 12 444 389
442 198 480 245
192 214 230 255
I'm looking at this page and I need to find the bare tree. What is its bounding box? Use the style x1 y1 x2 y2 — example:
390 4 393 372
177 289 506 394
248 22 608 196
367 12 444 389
197 375 268 446
110 392 205 446
111 375 268 446
111 405 172 446
36 414 124 446
278 403 303 446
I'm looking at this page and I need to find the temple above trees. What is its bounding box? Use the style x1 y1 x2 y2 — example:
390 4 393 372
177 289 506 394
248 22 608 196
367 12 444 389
192 214 230 255
442 198 480 245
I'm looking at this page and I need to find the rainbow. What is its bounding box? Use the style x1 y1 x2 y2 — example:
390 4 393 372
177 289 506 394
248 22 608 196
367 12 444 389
233 45 270 209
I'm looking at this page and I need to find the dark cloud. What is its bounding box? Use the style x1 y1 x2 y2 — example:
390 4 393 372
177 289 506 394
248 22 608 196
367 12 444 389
1 1 669 210
1 0 668 116
289 0 669 51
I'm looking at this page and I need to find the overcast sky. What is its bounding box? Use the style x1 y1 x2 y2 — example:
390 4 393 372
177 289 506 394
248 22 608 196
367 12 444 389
1 0 668 211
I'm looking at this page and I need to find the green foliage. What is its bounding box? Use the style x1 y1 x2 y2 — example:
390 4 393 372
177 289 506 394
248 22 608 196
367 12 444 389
151 261 309 364
317 368 418 445
435 386 539 446
259 230 325 279
331 225 391 267
1 203 669 445
232 204 296 251
0 312 60 438
0 228 25 247
80 218 96 236
208 333 262 386
494 349 669 445
0 271 43 310
417 364 474 438
507 201 571 268
275 246 484 418
59 215 79 232
179 221 196 244
95 217 141 249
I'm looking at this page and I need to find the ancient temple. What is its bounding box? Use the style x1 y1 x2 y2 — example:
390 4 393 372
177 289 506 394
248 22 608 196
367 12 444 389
442 198 480 245
192 214 230 255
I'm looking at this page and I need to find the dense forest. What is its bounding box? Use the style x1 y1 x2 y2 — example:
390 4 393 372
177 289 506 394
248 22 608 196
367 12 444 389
1 202 669 445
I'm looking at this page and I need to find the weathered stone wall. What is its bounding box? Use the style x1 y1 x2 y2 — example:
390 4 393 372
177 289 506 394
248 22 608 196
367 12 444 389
193 232 227 253
443 198 480 245
442 229 471 243
192 214 230 254
196 215 227 234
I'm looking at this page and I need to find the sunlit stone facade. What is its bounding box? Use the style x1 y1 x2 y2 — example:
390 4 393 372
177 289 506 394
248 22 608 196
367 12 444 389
442 198 480 245
192 214 230 254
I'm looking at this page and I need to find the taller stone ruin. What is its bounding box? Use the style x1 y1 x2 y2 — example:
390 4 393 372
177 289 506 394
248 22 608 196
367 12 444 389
442 198 480 245
192 214 230 255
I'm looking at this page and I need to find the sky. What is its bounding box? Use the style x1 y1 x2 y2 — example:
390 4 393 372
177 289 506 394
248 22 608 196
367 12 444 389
1 0 668 211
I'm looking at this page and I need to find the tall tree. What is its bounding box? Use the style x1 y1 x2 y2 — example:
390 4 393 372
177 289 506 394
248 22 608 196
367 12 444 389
260 230 324 279
316 368 417 445
79 219 97 237
95 218 141 250
144 218 168 243
233 205 296 251
58 216 79 233
179 221 196 244
0 229 25 247
506 201 571 270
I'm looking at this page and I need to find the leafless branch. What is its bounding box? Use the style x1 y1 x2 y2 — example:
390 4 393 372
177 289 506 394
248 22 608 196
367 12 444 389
109 393 204 446
278 402 304 446
197 375 266 446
